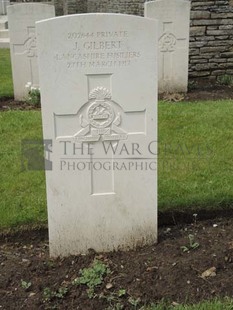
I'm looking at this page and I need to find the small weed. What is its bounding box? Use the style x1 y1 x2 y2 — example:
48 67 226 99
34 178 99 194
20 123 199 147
43 287 53 302
100 288 127 309
217 75 233 86
72 259 110 298
128 296 141 308
21 279 32 290
117 289 126 297
188 79 198 91
43 286 68 302
181 234 200 252
44 260 55 269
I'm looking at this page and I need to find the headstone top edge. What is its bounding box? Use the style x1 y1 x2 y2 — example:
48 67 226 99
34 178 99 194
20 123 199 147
145 0 191 6
36 13 158 26
7 3 55 14
8 3 54 8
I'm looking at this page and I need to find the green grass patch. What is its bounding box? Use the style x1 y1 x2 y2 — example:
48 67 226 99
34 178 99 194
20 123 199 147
0 111 46 228
0 48 13 98
147 298 233 309
159 100 233 211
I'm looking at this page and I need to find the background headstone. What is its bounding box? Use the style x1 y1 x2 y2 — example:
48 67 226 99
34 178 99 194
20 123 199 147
145 0 190 93
7 3 55 100
37 13 158 257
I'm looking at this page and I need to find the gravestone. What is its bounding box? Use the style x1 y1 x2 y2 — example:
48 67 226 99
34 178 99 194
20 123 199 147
7 3 55 100
145 0 190 93
36 13 158 257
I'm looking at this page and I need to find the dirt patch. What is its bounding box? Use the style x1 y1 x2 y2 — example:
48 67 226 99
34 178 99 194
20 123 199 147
0 98 40 111
185 83 233 101
1 217 233 309
158 81 233 102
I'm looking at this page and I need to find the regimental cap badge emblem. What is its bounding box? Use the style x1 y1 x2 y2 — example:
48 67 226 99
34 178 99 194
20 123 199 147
88 87 114 129
159 32 177 52
75 86 128 142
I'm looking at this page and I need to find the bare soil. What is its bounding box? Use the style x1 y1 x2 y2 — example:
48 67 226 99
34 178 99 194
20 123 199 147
1 217 233 309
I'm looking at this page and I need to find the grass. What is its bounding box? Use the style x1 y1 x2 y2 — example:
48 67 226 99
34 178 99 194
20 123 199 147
159 100 233 211
147 298 233 309
0 49 13 98
0 111 46 228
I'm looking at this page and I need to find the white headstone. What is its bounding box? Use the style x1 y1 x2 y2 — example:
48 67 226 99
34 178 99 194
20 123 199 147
36 14 158 257
145 0 190 93
7 4 55 100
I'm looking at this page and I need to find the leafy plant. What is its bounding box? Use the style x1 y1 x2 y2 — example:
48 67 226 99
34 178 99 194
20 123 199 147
217 75 233 86
72 259 110 298
43 286 68 302
21 279 32 290
181 234 200 252
25 82 41 107
117 289 126 297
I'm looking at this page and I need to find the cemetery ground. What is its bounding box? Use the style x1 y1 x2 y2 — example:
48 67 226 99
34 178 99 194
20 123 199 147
1 48 233 309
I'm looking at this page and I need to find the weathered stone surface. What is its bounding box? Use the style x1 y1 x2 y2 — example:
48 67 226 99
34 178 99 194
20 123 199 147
212 70 226 75
190 41 206 48
200 46 228 53
189 71 210 77
219 62 233 68
192 1 215 6
211 12 233 18
207 40 233 46
221 51 233 57
207 29 233 35
191 55 212 59
207 26 218 30
192 19 224 25
190 10 210 19
196 36 215 41
190 26 206 36
215 36 229 40
190 59 208 64
219 25 233 29
195 63 218 70
209 58 227 63
189 48 200 55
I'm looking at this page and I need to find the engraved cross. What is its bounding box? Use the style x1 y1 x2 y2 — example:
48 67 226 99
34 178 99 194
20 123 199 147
54 75 146 195
159 22 187 81
13 26 37 85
